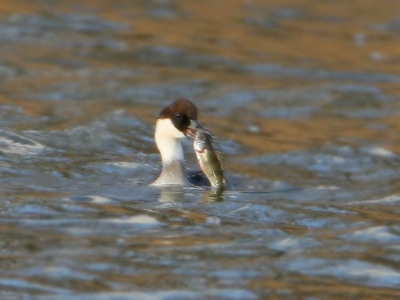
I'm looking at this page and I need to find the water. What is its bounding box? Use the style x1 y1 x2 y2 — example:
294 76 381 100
0 0 400 299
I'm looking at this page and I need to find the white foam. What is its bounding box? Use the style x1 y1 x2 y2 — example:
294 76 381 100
105 162 140 169
315 185 340 190
206 216 221 225
347 194 400 205
365 147 395 157
0 130 46 155
107 215 162 226
346 226 400 242
88 195 112 204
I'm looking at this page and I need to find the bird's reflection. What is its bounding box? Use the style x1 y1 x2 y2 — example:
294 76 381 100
157 186 186 202
156 186 224 203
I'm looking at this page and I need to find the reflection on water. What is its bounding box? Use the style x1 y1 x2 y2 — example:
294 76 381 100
1 0 400 299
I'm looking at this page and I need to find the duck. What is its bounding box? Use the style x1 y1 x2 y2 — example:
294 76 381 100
151 98 209 186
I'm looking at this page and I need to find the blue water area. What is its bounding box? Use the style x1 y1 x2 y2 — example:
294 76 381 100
0 1 400 299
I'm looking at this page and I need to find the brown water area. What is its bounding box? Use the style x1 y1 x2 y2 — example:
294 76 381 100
0 0 400 299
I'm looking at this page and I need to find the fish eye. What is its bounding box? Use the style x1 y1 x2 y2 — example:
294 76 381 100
175 112 182 119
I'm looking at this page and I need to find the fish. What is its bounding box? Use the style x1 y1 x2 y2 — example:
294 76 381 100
193 130 226 190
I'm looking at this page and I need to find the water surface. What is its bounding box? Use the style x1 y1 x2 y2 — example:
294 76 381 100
0 1 400 299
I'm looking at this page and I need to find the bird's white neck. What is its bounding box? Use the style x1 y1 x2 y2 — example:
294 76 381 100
151 119 188 186
156 135 184 165
154 119 185 164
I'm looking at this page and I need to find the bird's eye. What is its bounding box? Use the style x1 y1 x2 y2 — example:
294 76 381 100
175 112 182 119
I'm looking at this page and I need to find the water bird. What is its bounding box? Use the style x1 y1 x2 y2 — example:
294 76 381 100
151 99 209 186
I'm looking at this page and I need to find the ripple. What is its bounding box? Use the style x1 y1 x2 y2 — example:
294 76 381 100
0 130 47 155
5 12 129 34
243 63 400 82
343 226 400 243
0 278 70 294
63 195 112 204
106 215 164 227
36 289 257 300
280 258 400 288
